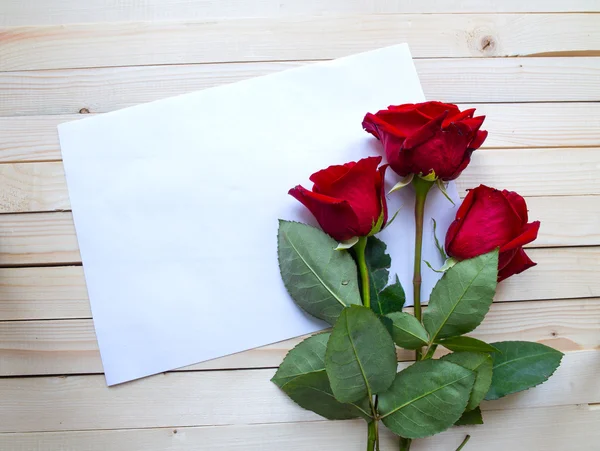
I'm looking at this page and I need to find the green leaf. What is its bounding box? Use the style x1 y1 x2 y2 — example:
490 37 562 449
423 250 499 343
271 333 329 387
325 305 397 403
386 312 429 350
378 360 475 439
280 370 372 420
441 352 493 411
364 237 405 315
374 276 406 316
485 341 564 400
278 220 362 324
455 407 483 426
437 336 500 354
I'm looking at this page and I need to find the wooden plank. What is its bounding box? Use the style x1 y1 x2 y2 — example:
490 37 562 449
0 105 594 164
0 212 80 266
2 58 600 116
0 349 596 433
3 103 598 164
0 195 596 266
1 298 598 376
2 14 600 71
1 404 598 451
2 247 598 321
0 162 69 213
0 266 88 320
3 0 599 27
2 148 598 214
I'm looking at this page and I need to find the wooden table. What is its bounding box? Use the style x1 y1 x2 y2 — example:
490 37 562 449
1 1 599 449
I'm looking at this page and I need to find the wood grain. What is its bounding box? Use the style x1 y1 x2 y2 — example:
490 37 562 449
0 266 88 320
3 103 598 164
0 349 596 433
2 247 598 321
3 0 599 26
1 298 597 376
2 148 598 214
0 404 598 451
2 57 600 116
2 14 600 71
1 195 596 267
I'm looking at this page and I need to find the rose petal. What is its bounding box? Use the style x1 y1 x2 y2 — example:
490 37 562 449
443 108 476 127
498 248 537 282
445 185 522 259
502 189 529 225
324 157 383 233
469 129 488 150
499 221 541 253
416 101 461 119
402 111 448 150
288 185 360 241
310 161 356 192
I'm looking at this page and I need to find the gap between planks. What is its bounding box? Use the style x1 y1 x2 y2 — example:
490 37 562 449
0 297 598 376
0 349 597 433
1 57 600 116
1 14 600 71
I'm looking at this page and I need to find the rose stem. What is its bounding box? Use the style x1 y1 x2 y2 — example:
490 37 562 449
399 437 412 451
354 236 371 309
367 421 377 451
412 177 434 360
354 237 379 450
455 435 471 451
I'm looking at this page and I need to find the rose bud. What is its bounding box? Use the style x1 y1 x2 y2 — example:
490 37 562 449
362 101 487 181
445 185 541 281
289 156 388 242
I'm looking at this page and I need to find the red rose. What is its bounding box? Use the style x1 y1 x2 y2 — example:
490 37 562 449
289 156 388 241
362 101 487 181
445 185 540 281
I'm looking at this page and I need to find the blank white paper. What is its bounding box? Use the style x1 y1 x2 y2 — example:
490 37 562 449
58 44 458 386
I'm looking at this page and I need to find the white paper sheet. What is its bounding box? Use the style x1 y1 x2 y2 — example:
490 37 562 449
58 44 459 386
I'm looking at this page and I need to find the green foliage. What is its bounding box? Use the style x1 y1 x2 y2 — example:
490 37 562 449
279 370 372 420
441 352 493 411
378 360 475 438
485 341 564 400
271 333 329 387
278 220 362 324
423 250 499 342
271 333 371 420
325 306 397 403
385 312 429 350
363 237 405 315
437 336 500 354
455 407 483 426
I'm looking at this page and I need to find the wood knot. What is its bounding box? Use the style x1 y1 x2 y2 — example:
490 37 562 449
79 107 90 114
479 35 496 54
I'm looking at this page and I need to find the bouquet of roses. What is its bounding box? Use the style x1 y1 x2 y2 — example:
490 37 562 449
272 102 563 450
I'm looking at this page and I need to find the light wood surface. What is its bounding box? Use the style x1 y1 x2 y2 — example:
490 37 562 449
1 298 598 376
1 405 598 451
2 58 600 116
0 1 598 450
